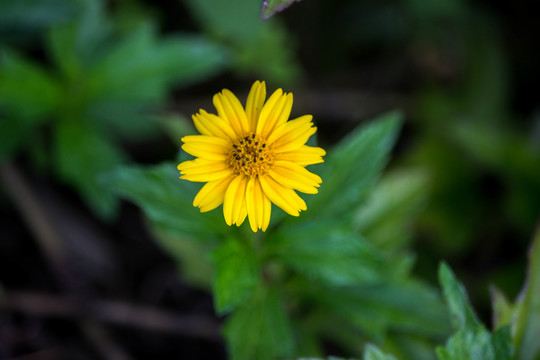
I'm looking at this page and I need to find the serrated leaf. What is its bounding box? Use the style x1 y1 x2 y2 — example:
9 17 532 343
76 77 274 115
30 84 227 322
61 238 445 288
309 279 448 341
436 263 513 360
103 163 227 240
224 286 294 360
261 0 301 20
307 112 402 220
0 49 62 120
513 227 540 360
211 238 259 314
54 119 124 219
267 221 385 286
364 344 399 360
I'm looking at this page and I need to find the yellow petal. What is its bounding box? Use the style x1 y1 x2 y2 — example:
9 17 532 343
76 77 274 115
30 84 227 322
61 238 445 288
261 191 271 231
268 161 321 194
259 175 302 216
256 88 283 137
274 145 326 166
246 177 272 232
245 81 266 132
193 110 237 142
223 175 248 226
181 135 230 160
245 177 258 232
236 201 247 227
271 118 317 154
180 168 232 182
255 92 293 138
178 158 228 175
194 175 235 212
213 93 242 137
213 90 249 137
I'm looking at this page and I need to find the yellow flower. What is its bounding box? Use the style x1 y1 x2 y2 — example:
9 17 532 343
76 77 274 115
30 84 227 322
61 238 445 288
178 81 325 232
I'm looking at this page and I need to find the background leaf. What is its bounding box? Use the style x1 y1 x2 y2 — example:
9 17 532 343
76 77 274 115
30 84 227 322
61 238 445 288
211 238 259 314
267 222 386 286
353 169 429 253
305 279 448 341
54 119 125 219
306 112 402 220
436 263 513 360
103 163 227 240
0 49 61 120
224 285 294 360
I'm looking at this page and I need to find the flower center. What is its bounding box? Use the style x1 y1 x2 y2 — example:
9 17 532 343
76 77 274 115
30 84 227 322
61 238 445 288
227 133 273 177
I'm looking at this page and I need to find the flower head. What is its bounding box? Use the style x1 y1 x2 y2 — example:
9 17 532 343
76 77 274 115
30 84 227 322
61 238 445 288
178 81 325 232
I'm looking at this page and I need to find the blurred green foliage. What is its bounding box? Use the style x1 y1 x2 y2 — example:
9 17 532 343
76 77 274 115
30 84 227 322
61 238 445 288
0 0 229 217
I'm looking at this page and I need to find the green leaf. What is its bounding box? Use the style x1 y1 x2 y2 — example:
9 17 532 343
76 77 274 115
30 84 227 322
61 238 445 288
309 279 448 340
513 227 540 360
211 238 259 314
267 221 386 286
87 24 228 104
438 263 480 330
261 0 301 20
354 169 429 252
47 24 84 82
0 49 61 120
436 263 513 360
103 163 227 240
224 285 294 360
46 0 110 70
307 111 402 220
364 344 399 360
54 119 124 219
